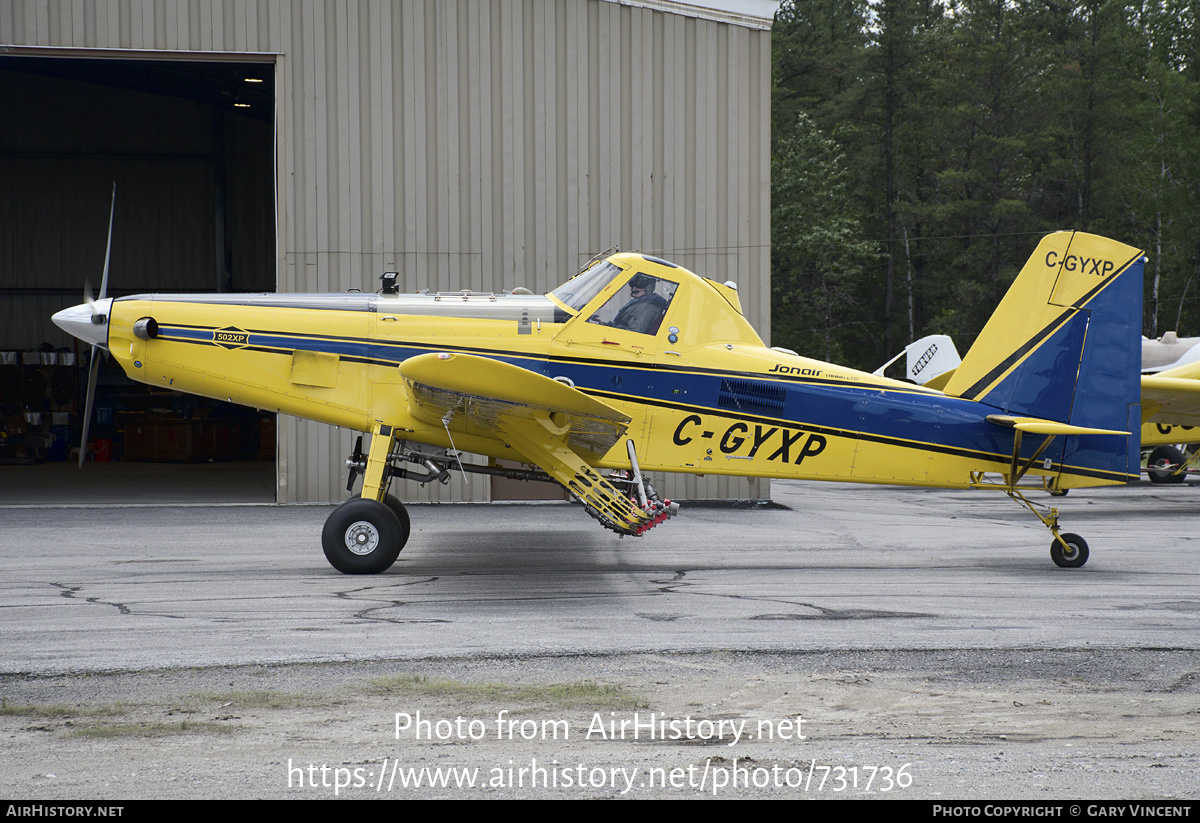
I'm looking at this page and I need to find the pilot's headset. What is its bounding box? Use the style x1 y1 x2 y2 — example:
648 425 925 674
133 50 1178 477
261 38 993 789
629 273 656 294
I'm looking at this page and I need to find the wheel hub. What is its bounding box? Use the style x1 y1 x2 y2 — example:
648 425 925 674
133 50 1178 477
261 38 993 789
344 520 380 555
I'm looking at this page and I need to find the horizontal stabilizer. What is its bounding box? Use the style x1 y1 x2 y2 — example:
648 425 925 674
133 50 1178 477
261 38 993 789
986 415 1128 437
1150 360 1200 381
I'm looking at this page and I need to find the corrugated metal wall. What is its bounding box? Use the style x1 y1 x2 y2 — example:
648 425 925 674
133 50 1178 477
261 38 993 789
2 0 771 504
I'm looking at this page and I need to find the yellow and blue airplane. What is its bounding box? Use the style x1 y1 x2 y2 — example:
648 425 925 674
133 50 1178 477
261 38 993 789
1140 333 1200 464
1139 360 1200 481
53 230 1145 573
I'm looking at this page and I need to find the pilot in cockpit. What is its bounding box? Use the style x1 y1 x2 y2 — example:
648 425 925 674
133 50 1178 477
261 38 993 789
609 273 669 335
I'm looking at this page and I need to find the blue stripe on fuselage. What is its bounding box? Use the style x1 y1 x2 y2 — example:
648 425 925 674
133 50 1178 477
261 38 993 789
155 323 1121 477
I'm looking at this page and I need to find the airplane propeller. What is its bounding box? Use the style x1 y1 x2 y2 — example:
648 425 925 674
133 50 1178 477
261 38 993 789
76 183 116 467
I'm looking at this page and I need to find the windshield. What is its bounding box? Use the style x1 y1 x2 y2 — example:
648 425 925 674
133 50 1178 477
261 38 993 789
549 261 623 313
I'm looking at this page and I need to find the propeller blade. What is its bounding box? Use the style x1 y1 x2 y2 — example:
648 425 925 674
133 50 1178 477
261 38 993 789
78 348 99 468
74 183 117 468
98 182 115 301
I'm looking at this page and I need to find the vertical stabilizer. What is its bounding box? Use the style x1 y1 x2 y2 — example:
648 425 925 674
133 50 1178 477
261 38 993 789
943 232 1144 478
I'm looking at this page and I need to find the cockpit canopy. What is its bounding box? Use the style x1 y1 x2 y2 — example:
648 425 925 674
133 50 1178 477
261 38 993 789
550 260 624 314
548 253 763 351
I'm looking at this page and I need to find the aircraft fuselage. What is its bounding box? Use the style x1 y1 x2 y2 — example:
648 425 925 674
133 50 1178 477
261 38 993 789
99 288 1123 493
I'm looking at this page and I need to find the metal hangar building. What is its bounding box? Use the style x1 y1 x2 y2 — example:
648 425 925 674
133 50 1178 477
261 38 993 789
0 0 775 505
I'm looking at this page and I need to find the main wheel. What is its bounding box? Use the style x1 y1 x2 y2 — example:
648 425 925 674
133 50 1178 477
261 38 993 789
1147 446 1187 484
322 498 404 574
351 493 411 547
381 494 411 545
1050 532 1089 568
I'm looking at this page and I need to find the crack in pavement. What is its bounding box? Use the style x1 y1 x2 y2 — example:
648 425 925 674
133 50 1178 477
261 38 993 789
645 571 931 620
50 581 137 617
333 578 452 624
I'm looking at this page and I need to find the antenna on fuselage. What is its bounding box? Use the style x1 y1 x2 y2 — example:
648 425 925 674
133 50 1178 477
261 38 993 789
578 245 619 275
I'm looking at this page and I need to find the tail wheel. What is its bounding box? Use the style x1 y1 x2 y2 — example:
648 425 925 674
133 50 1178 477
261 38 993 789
1050 533 1089 568
322 498 404 574
1147 446 1187 484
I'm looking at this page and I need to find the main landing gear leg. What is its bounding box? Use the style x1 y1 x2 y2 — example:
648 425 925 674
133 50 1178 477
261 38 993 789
1004 488 1089 568
321 424 410 574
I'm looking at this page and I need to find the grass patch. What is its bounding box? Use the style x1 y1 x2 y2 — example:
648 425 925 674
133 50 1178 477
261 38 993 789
69 720 234 738
3 697 236 737
364 675 648 709
1 701 74 719
0 699 127 719
184 690 325 710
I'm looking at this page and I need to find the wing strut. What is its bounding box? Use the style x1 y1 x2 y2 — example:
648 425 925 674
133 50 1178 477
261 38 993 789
1003 430 1057 489
626 439 649 508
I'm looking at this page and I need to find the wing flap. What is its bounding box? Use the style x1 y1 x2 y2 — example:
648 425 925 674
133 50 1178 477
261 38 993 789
398 352 674 536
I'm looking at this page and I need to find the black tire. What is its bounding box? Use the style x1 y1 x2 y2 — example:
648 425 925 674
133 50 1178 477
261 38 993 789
1050 533 1089 568
380 494 411 546
322 498 404 574
351 493 411 547
1049 488 1069 497
1147 446 1187 484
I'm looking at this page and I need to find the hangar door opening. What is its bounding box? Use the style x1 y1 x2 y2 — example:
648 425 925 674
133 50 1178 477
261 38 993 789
0 54 276 504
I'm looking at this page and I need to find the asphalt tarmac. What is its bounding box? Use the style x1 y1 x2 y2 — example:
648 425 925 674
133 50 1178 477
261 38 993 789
2 479 1198 799
5 479 1199 671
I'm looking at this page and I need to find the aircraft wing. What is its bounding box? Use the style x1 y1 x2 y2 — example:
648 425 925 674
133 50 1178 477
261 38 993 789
399 352 630 459
1141 361 1200 425
399 352 662 534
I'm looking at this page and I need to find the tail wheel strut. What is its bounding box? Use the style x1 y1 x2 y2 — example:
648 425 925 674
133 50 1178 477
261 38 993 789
1005 487 1090 569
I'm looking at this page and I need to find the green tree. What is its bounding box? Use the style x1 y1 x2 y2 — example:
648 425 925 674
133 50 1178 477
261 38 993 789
855 0 945 355
772 114 875 363
1118 0 1200 335
772 0 870 145
769 0 1200 362
918 0 1059 339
